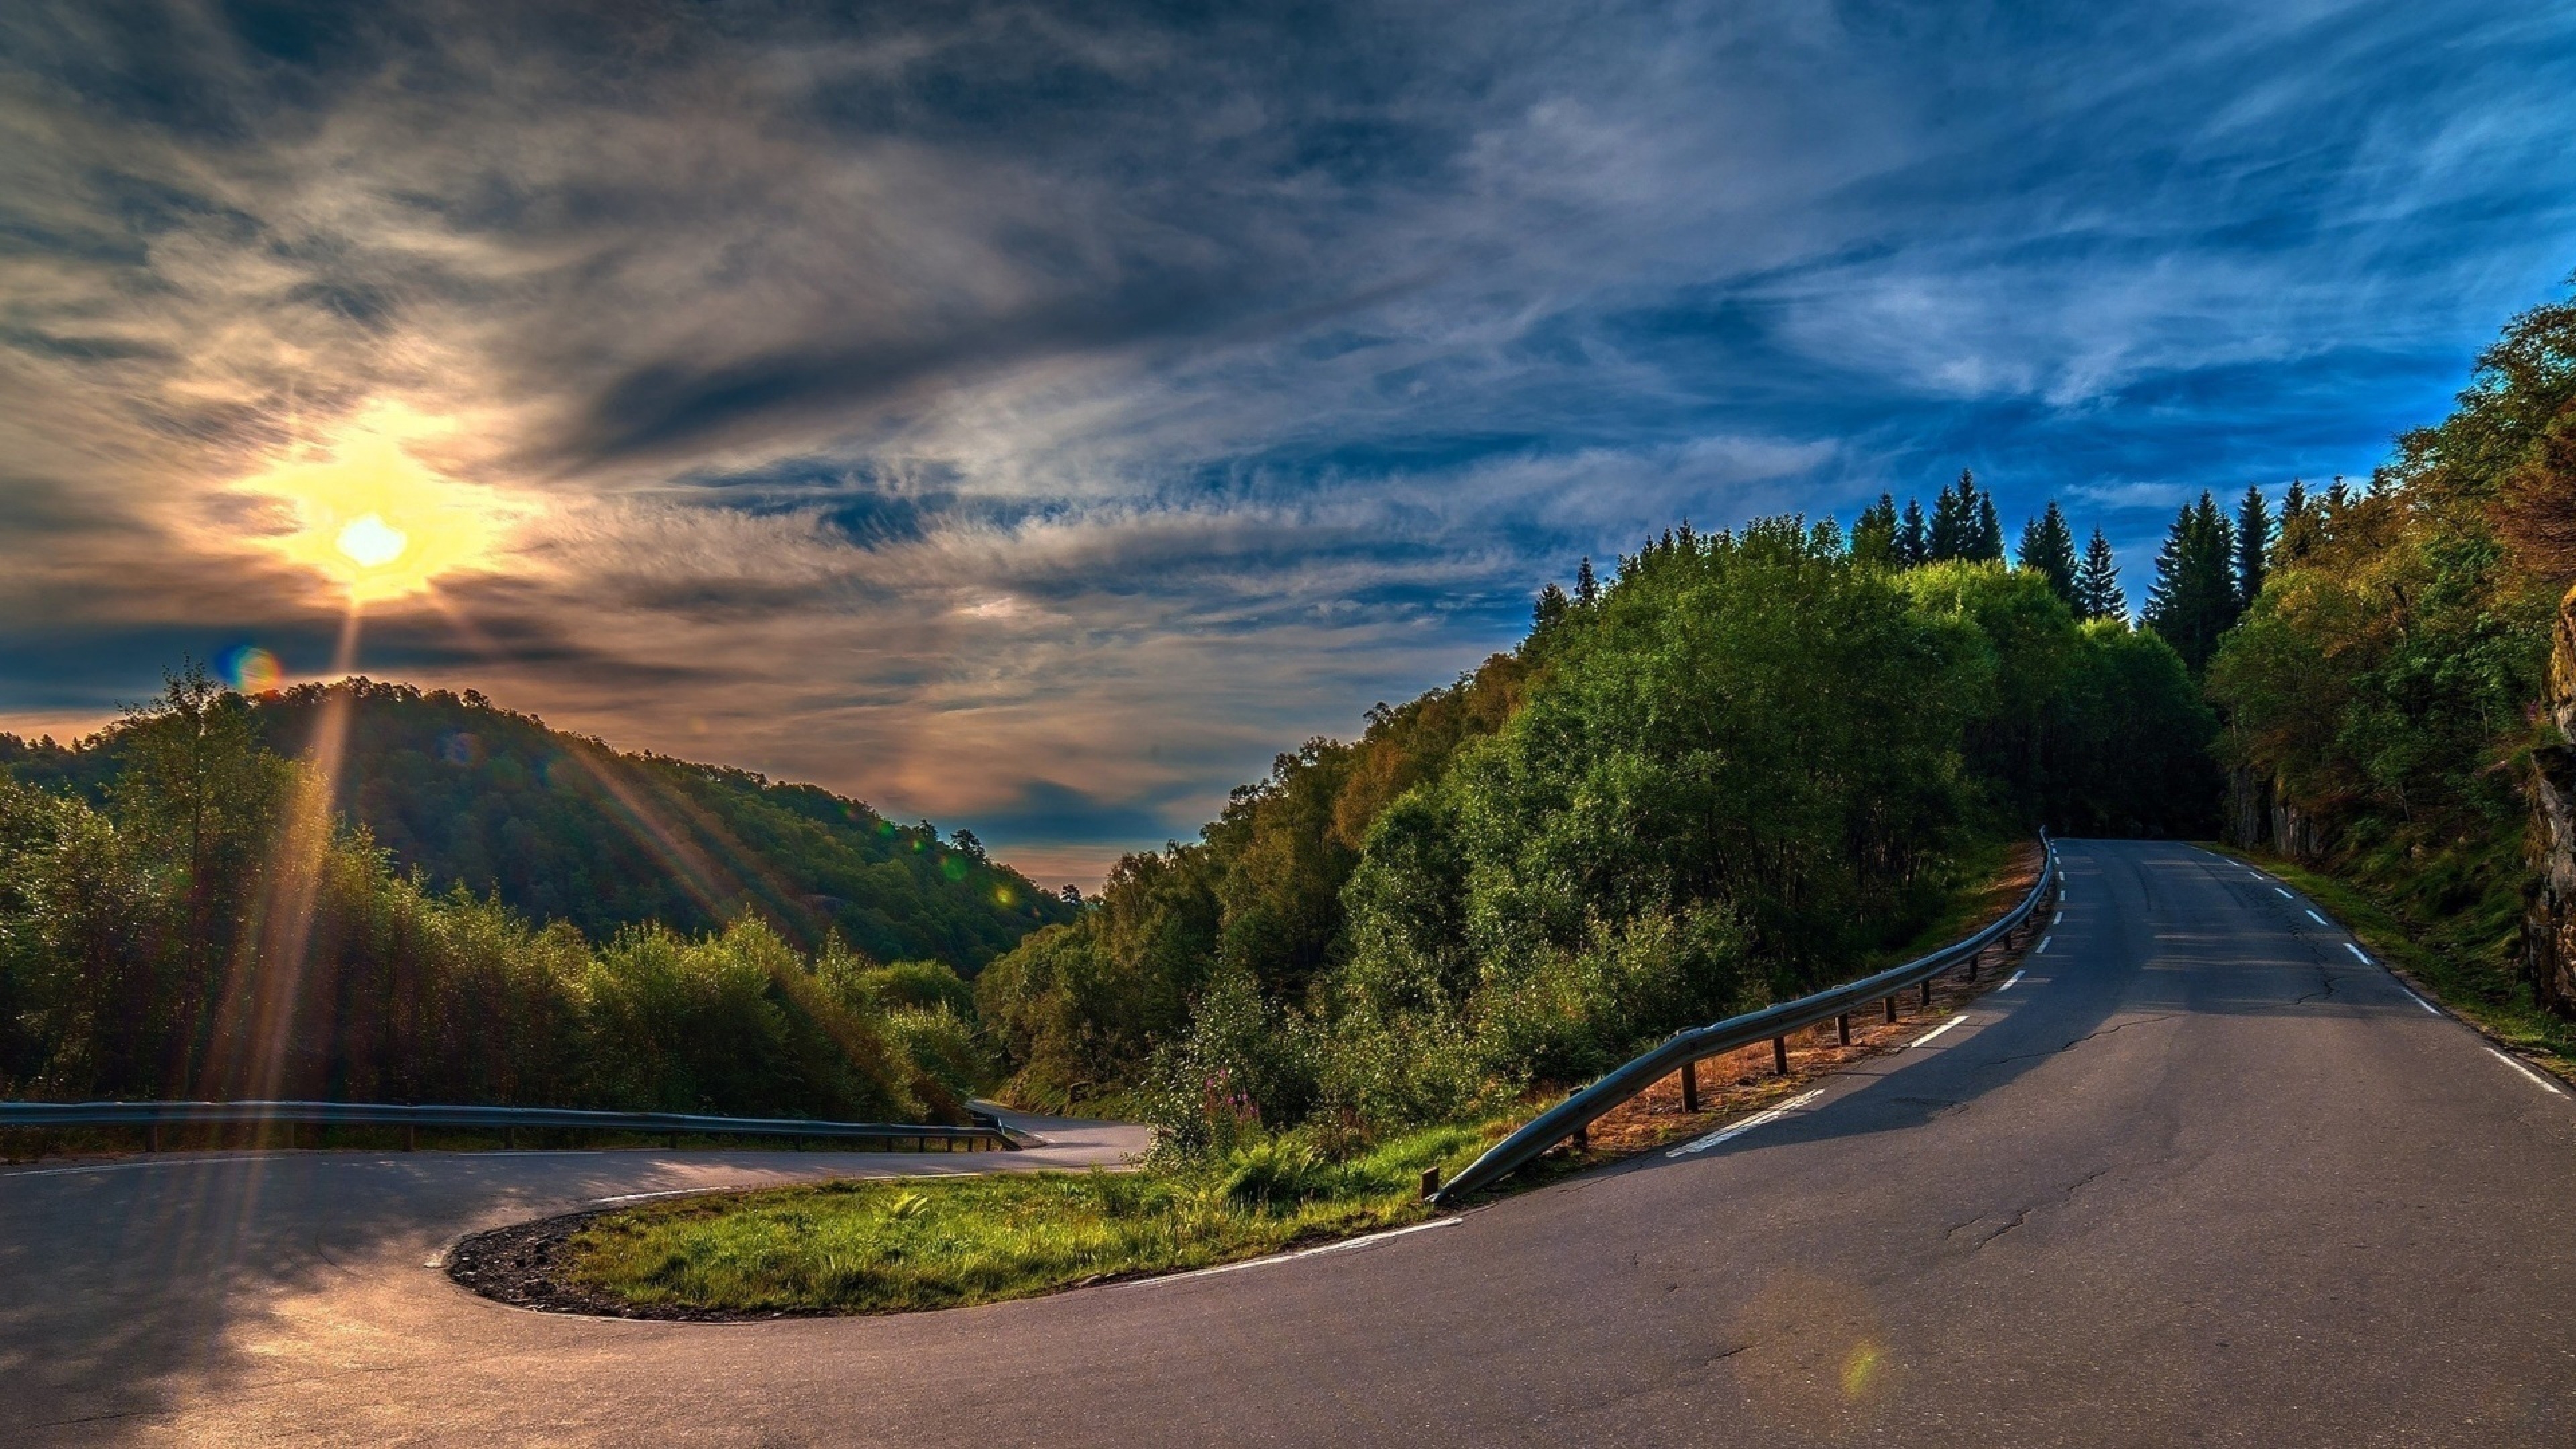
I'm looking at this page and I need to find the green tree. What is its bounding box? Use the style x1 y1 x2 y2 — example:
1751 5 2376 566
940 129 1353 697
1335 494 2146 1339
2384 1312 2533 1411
2017 501 2081 609
1850 494 1900 568
1974 492 2006 562
2235 484 2273 610
2144 492 2239 672
2075 529 2127 620
1900 497 1930 566
1929 472 1974 561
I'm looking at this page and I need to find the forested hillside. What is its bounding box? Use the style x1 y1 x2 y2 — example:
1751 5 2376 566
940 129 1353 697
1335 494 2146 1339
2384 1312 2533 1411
0 671 998 1118
982 510 2214 1147
2206 285 2576 1015
3 679 1072 967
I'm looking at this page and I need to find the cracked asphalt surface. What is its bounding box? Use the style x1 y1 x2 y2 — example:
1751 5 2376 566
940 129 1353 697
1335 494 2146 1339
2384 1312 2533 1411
11 840 2576 1444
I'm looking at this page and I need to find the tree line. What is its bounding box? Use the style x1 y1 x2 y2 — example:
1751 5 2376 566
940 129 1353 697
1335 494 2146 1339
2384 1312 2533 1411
2204 284 2575 1007
981 502 2218 1152
4 678 1072 967
0 669 990 1118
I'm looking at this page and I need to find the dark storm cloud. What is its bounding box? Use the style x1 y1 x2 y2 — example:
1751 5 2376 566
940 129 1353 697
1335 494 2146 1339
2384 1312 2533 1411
2 0 2573 877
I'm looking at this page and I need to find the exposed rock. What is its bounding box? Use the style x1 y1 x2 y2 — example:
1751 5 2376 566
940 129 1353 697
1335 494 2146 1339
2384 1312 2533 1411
2526 586 2576 1014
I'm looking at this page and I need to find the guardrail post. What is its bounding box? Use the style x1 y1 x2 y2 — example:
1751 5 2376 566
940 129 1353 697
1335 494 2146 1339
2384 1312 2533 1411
1771 1036 1788 1074
1681 1060 1699 1113
145 1124 159 1153
1837 1013 1851 1046
503 1126 515 1150
1420 1167 1440 1199
1919 977 1933 1007
1966 947 1979 982
404 1125 416 1152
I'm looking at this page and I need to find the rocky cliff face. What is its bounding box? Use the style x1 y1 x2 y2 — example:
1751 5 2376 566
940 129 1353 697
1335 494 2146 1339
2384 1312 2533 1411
2526 586 2576 1014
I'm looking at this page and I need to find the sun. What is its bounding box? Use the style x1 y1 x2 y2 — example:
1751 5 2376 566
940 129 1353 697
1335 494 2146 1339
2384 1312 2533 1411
233 403 517 604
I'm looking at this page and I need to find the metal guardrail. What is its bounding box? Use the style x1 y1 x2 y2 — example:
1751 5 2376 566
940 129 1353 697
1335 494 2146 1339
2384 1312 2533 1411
0 1099 1018 1154
1430 836 2059 1204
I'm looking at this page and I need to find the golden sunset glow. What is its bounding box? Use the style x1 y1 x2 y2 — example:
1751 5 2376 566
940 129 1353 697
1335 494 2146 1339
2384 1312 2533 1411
234 404 517 604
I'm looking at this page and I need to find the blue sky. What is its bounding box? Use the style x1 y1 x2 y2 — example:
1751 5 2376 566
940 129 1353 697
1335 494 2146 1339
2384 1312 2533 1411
1 1 2572 884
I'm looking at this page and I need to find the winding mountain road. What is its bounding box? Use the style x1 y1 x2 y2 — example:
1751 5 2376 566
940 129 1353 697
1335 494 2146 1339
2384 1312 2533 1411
12 841 2576 1445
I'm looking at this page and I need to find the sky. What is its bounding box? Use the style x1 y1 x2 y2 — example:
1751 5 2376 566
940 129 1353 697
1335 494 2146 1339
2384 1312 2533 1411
3 1 2573 888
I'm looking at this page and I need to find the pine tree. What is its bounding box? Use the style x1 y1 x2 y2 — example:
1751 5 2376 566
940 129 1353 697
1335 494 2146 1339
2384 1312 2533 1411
1974 492 2005 561
2143 492 2240 672
1574 557 1599 606
2233 484 2271 610
1929 471 1974 561
2325 475 2352 512
2275 478 2318 565
2017 501 2080 608
1851 494 1900 567
1532 582 1570 633
2074 528 2125 620
1899 498 1929 566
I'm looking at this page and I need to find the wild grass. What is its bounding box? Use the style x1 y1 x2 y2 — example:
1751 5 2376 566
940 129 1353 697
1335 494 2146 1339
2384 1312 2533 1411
563 1122 1493 1315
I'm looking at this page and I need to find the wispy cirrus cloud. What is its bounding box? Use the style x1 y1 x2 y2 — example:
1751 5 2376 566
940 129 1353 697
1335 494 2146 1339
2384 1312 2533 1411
1 0 2571 883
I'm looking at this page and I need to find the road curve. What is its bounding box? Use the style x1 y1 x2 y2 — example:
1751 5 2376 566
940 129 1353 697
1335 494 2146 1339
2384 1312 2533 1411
13 841 2576 1446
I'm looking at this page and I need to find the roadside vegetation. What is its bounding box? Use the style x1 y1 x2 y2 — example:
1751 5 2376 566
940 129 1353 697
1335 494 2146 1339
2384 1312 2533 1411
2200 281 2574 1023
981 502 2208 1159
558 1124 1488 1316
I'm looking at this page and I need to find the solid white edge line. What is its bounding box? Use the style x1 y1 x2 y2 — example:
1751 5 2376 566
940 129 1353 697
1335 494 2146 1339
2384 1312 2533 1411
1909 1014 1969 1049
2035 935 2051 953
2344 942 2373 965
1666 1088 1827 1159
1127 1217 1463 1287
2305 909 2329 926
2399 987 2440 1016
2486 1046 2561 1095
2275 888 2293 899
1997 968 2027 992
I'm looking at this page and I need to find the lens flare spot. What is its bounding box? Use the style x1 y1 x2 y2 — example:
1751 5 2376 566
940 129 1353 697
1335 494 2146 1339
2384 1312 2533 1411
219 645 284 696
1840 1340 1885 1399
335 513 409 568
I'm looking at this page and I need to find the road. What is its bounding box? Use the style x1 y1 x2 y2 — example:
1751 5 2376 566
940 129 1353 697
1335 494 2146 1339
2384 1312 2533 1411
10 840 2576 1445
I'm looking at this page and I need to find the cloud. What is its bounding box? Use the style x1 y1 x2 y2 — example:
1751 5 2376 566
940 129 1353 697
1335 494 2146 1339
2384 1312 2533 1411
1 0 2573 881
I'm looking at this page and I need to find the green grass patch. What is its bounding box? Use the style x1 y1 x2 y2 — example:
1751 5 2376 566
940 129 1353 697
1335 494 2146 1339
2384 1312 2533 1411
561 1122 1493 1315
2206 842 2576 1073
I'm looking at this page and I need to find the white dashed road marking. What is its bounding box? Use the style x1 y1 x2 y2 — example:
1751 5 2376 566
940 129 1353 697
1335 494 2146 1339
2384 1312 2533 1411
1666 1090 1827 1158
1997 969 2027 992
2487 1047 2562 1095
1909 1014 1970 1049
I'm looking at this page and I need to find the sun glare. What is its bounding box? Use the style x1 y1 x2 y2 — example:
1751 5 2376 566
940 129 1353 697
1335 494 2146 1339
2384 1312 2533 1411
233 402 517 604
335 513 409 568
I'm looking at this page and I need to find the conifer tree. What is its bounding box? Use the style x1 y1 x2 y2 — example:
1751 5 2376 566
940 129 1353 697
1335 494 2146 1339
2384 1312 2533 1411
2017 501 2080 608
1851 494 1900 567
2074 528 2126 620
2275 478 2317 565
1899 498 1929 566
1974 492 2005 561
1929 471 1973 560
2143 492 2239 672
2233 484 2271 610
1574 557 1599 606
2325 475 2352 511
1532 582 1570 633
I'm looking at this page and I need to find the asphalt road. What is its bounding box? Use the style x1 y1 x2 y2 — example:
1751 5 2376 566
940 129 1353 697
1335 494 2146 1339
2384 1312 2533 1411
12 840 2576 1445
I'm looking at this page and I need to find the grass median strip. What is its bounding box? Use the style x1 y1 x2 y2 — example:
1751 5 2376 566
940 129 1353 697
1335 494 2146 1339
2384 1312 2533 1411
460 1124 1491 1318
